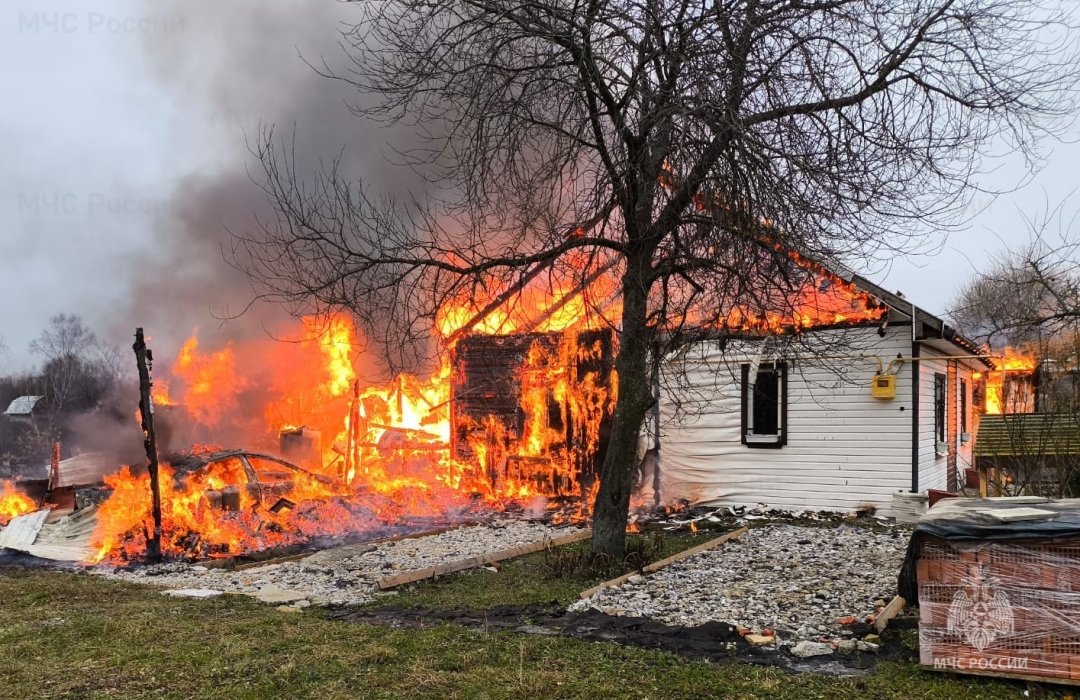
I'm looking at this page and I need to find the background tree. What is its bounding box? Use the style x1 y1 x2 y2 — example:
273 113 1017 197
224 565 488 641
0 315 127 466
952 205 1080 351
951 206 1080 497
29 313 123 417
233 0 1077 556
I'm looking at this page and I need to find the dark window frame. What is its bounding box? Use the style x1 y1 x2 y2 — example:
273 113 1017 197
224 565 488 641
741 361 788 449
934 372 947 454
960 378 968 437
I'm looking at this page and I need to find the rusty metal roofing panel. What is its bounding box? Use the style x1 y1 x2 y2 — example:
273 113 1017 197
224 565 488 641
54 452 117 488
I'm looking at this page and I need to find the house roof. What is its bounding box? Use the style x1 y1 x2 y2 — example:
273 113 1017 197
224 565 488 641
974 413 1080 458
3 395 44 416
835 269 993 367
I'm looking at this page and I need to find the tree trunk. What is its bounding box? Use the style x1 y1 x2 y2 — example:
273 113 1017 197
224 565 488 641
590 262 653 559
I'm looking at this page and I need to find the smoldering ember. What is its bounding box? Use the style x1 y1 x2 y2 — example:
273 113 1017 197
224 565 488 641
5 1 1080 697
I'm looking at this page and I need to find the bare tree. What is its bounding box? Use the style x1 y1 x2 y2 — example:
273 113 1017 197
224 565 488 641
29 313 123 419
952 203 1080 349
233 0 1077 556
952 205 1080 498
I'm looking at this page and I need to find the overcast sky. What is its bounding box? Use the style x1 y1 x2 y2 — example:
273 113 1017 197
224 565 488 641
2 1 1079 373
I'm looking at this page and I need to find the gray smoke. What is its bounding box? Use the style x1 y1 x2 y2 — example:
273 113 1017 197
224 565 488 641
119 0 426 358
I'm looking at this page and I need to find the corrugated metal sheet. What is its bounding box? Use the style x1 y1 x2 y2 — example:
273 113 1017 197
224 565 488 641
54 452 117 488
0 507 96 561
3 395 44 416
975 413 1080 458
21 507 97 561
0 509 48 549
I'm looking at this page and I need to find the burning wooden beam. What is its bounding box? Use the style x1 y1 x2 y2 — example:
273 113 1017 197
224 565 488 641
133 328 164 562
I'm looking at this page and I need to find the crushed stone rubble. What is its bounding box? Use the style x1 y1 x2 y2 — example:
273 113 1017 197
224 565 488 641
570 523 909 653
95 520 576 607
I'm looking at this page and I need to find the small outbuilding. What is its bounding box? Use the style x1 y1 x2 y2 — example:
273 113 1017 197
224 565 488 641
3 395 46 420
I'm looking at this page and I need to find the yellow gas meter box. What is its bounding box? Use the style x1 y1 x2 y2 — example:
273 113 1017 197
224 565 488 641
871 373 896 399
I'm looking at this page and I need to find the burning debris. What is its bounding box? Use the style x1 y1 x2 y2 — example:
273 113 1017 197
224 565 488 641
0 267 625 563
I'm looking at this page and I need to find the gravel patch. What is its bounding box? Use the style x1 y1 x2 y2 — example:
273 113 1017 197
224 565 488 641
571 523 910 650
96 520 576 607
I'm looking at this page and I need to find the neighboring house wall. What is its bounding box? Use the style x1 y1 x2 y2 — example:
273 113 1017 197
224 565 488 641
657 326 916 513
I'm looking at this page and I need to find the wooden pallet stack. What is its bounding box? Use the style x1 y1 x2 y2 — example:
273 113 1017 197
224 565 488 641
917 534 1080 683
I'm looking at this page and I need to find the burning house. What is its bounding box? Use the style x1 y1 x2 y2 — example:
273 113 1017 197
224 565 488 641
648 275 993 515
450 329 616 502
0 250 1007 562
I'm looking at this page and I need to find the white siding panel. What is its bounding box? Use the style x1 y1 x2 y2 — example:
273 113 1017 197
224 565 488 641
917 351 948 493
658 327 915 512
956 364 976 482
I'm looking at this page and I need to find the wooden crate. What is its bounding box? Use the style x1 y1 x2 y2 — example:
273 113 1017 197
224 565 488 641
917 535 1080 683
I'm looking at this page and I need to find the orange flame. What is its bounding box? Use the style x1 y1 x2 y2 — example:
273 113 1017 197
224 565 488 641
982 347 1038 415
172 335 241 426
0 481 36 525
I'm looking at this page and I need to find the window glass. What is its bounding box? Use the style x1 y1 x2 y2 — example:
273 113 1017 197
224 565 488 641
751 370 780 435
960 379 968 434
743 362 785 446
934 373 947 446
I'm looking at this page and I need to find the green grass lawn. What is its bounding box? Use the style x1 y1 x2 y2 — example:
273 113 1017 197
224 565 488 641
0 553 1067 699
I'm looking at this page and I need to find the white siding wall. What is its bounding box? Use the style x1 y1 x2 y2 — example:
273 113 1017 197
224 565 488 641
956 364 976 481
914 349 980 493
916 350 949 493
658 326 916 512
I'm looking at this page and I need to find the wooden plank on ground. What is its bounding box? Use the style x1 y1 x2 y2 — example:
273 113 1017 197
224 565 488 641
874 595 906 632
204 525 463 570
377 528 592 590
579 526 749 600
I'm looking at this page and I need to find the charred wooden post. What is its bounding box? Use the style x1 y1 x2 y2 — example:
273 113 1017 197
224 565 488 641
133 328 164 562
343 379 362 481
48 441 61 492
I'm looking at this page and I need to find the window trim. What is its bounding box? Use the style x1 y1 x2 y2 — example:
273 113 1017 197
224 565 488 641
959 377 969 443
741 361 788 449
934 372 947 456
